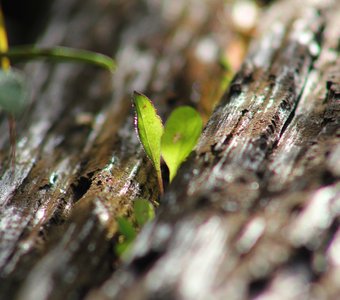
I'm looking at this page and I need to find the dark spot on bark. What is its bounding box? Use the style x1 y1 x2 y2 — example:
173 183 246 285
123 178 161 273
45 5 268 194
256 170 265 180
241 109 249 116
271 118 277 129
72 174 93 201
223 134 233 146
243 72 253 84
289 246 313 270
248 277 269 298
280 99 291 110
39 184 51 190
269 74 276 82
268 124 274 134
131 250 163 275
210 144 222 156
237 176 248 184
196 195 210 208
259 134 267 151
321 170 337 185
290 203 304 215
229 83 242 97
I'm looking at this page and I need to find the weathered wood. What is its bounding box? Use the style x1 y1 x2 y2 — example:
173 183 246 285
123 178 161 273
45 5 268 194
0 0 226 299
86 1 340 299
1 0 339 299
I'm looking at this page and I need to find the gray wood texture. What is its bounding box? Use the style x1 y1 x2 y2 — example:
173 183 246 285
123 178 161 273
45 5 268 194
0 0 339 299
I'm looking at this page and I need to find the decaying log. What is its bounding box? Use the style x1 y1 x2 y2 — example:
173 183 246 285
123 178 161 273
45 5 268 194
87 1 340 300
0 0 227 299
0 0 339 299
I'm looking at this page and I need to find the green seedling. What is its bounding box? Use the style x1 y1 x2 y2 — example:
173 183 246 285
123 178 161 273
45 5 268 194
133 198 155 226
115 199 155 258
219 53 233 93
133 92 164 194
133 92 203 193
161 106 202 182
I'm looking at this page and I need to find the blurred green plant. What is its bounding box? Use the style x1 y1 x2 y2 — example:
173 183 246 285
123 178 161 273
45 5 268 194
115 199 155 259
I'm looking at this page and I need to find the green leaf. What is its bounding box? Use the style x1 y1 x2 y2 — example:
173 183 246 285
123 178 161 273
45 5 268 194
133 91 164 193
0 46 116 72
161 106 202 182
0 69 28 115
133 199 155 227
115 240 133 258
116 217 136 241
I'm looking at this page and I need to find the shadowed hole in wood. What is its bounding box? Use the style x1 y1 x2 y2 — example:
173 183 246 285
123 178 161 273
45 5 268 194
38 183 52 191
71 173 94 201
290 203 304 216
280 99 291 111
131 250 163 275
229 83 242 97
222 134 233 146
287 246 313 278
210 144 223 156
248 277 270 298
241 109 249 116
321 170 337 185
196 195 211 208
258 134 268 151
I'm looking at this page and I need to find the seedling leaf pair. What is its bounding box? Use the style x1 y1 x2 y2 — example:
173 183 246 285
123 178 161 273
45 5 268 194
133 92 202 191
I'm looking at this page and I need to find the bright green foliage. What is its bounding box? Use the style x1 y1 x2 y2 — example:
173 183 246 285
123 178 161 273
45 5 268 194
116 217 137 241
115 217 137 258
134 198 155 227
133 92 164 193
161 106 203 182
0 69 28 115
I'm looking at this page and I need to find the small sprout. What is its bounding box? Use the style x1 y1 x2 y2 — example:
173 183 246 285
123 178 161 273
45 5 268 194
134 198 155 227
115 199 155 259
133 92 203 189
115 217 137 258
161 106 203 182
133 92 164 194
116 217 137 241
219 53 234 92
0 69 28 115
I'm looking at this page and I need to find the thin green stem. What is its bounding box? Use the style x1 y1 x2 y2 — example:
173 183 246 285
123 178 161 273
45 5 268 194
0 45 116 71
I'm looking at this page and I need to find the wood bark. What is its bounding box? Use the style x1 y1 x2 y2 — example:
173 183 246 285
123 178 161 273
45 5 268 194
0 0 339 300
0 0 224 299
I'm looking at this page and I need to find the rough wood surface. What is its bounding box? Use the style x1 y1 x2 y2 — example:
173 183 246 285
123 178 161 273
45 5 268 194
0 0 339 300
0 0 227 299
89 1 340 300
